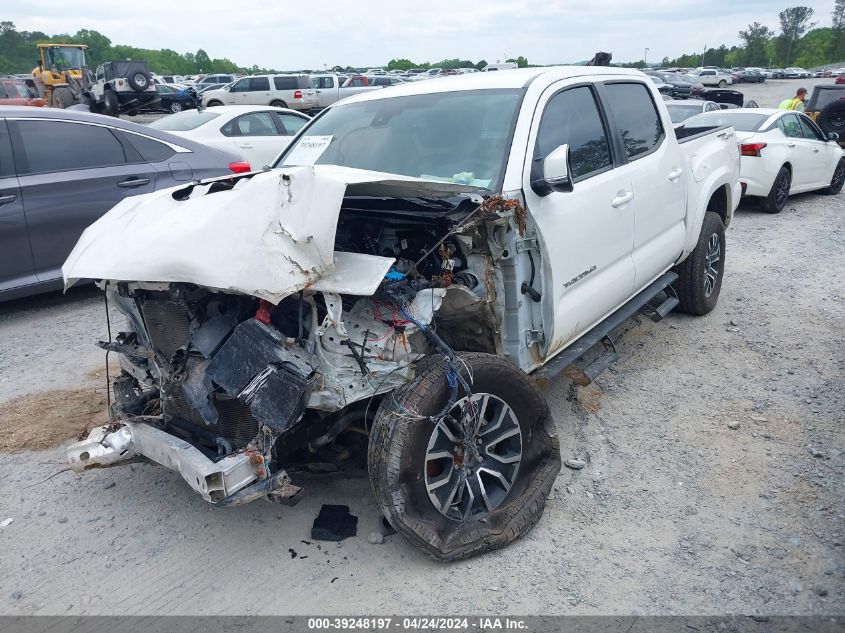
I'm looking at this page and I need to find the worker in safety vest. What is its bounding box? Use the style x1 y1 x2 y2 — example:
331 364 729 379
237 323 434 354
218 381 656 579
778 87 807 111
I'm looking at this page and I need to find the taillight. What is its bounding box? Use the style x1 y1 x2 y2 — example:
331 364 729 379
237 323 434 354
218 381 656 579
293 90 302 99
228 161 251 173
740 142 767 157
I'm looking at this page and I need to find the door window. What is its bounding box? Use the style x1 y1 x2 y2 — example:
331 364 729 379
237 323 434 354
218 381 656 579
221 112 279 137
273 77 298 90
14 121 126 174
798 115 825 140
230 78 250 92
248 77 270 91
275 113 307 135
603 82 664 160
778 114 802 138
536 85 612 181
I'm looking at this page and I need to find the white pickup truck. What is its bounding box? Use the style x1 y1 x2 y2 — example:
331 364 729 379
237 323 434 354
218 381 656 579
62 67 740 561
310 73 382 109
688 67 735 87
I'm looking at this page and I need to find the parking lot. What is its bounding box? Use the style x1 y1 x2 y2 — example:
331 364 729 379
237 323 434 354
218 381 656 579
1 152 842 615
1 68 844 618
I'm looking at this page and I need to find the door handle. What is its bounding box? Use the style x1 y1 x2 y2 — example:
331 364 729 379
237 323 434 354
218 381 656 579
117 177 151 188
0 194 16 205
668 167 684 182
611 191 634 208
787 143 796 147
239 143 254 148
813 148 820 153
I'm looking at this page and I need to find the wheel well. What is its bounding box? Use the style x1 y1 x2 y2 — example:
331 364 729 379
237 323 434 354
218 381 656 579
706 185 729 225
207 100 222 107
270 100 287 108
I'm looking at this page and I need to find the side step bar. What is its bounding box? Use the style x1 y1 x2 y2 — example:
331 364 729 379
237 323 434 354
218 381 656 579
533 271 678 386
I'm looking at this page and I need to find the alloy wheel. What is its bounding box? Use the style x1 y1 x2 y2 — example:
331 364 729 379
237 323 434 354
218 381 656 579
425 393 523 522
703 233 721 298
775 170 790 207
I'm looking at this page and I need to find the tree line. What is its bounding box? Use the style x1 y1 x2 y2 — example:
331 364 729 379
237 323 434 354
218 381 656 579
658 4 845 69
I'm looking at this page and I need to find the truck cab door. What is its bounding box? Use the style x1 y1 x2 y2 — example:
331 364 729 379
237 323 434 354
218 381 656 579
600 81 687 288
0 120 36 295
522 82 636 358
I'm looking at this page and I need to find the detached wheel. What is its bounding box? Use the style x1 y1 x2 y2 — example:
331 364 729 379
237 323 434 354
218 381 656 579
368 353 561 561
170 101 183 113
823 158 845 195
761 165 791 213
674 211 726 316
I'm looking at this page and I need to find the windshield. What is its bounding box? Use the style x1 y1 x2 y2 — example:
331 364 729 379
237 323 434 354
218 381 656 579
275 89 523 190
46 46 86 70
149 110 221 131
666 104 703 123
683 111 769 131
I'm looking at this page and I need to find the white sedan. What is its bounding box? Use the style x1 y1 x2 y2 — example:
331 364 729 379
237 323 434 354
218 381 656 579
148 105 310 168
684 108 845 213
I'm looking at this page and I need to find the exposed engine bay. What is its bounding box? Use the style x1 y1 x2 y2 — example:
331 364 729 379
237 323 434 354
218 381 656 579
65 168 531 507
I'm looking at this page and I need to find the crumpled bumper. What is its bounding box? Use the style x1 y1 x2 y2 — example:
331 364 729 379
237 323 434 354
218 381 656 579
67 421 299 505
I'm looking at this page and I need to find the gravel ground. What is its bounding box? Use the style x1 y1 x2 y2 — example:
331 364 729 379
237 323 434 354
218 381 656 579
0 85 843 616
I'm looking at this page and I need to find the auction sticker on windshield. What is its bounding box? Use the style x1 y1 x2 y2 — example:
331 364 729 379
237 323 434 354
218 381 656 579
283 135 333 165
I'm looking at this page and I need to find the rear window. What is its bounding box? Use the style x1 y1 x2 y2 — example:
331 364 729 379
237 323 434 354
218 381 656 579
150 110 221 131
604 82 664 159
683 112 768 132
274 77 298 90
665 104 703 123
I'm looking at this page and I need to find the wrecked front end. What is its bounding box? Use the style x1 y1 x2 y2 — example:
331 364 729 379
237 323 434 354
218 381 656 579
63 167 520 507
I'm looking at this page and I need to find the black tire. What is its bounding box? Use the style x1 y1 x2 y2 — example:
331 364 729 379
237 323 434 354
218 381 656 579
170 101 183 113
51 86 75 108
718 79 727 88
761 165 791 214
103 90 119 117
743 100 759 108
368 353 561 561
822 158 845 195
104 91 120 117
816 100 845 136
674 211 726 316
127 71 151 92
206 100 223 107
270 100 287 108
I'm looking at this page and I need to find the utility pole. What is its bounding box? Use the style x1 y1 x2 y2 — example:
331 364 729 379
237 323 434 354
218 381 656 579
702 44 707 67
644 47 649 67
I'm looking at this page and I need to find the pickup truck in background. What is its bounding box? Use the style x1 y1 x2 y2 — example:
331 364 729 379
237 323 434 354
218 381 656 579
310 74 381 108
62 67 740 561
688 68 734 87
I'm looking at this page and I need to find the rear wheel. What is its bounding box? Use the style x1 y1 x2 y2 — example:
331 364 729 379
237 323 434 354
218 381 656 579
823 158 845 195
718 79 727 88
368 353 561 561
170 101 183 113
761 165 791 213
674 211 726 316
270 100 287 108
206 100 223 107
51 86 75 108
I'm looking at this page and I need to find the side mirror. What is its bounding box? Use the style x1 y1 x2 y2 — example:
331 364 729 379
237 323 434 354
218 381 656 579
543 144 573 193
828 132 839 141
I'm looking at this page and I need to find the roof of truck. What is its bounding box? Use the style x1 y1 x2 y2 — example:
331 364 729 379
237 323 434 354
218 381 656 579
338 66 648 105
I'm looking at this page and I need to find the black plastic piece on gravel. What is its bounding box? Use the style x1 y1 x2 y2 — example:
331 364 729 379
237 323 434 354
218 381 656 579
311 504 358 541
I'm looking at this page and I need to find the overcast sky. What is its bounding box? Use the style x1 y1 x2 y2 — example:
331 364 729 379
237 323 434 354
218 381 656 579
5 0 837 69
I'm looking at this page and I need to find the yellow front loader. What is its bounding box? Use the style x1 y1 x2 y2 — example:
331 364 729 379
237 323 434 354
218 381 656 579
31 43 95 108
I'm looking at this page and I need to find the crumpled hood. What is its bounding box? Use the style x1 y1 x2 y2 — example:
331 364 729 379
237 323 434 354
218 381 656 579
62 165 480 303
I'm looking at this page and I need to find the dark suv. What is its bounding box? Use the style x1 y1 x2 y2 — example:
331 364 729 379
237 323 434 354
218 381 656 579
0 108 245 301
